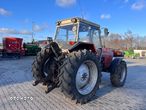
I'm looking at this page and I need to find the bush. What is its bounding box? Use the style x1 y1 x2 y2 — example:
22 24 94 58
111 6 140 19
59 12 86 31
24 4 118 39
124 49 140 58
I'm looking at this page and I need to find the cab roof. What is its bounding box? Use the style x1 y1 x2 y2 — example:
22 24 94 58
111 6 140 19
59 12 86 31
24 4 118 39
56 17 100 29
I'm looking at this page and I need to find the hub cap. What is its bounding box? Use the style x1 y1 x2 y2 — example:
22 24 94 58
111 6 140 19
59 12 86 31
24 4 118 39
76 60 98 95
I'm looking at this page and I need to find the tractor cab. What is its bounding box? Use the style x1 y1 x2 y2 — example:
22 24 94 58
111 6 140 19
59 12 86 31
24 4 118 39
54 18 120 68
54 17 105 50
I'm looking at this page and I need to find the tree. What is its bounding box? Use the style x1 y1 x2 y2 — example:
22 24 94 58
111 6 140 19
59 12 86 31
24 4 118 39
124 30 134 50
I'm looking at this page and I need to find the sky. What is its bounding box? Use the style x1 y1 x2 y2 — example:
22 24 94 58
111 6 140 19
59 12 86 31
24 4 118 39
0 0 146 42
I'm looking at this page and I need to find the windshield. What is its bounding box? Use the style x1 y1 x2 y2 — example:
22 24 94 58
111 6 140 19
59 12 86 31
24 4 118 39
54 22 101 49
79 23 102 48
55 24 77 49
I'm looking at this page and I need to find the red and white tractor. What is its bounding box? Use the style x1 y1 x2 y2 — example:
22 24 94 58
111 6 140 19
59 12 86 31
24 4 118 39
32 17 127 104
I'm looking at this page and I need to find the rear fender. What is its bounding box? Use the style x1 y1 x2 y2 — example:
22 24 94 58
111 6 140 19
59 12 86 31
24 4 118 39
69 42 96 53
109 58 123 73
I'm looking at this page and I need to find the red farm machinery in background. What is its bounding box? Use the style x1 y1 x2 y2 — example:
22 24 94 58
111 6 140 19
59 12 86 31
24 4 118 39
0 37 25 58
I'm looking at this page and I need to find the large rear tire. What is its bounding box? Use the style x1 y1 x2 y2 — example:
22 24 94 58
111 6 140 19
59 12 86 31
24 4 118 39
32 42 62 87
60 50 101 104
32 48 53 82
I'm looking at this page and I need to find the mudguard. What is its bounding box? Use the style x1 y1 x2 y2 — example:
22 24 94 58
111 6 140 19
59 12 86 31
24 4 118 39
109 58 123 73
69 42 96 53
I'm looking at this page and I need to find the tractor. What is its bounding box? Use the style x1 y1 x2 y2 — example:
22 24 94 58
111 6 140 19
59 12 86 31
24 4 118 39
23 42 41 56
32 17 127 104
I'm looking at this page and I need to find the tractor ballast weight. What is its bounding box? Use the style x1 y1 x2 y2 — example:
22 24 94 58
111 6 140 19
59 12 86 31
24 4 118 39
32 17 127 104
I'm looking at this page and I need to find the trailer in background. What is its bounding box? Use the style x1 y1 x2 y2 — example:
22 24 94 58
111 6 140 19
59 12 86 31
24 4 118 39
0 37 42 59
0 37 25 58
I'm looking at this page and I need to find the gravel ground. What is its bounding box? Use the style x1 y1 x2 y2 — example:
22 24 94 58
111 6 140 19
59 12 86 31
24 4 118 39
0 57 146 110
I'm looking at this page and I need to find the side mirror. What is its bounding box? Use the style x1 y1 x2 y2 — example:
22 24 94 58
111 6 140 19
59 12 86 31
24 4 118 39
104 28 109 37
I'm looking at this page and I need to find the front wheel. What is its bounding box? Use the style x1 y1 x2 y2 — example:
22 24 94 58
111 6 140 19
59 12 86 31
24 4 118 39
60 50 101 104
110 61 127 87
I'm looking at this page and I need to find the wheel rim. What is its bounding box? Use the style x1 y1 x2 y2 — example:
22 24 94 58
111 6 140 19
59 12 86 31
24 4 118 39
120 66 126 82
76 60 98 95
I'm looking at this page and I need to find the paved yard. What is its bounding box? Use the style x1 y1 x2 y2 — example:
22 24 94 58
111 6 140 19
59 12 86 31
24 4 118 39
0 57 146 110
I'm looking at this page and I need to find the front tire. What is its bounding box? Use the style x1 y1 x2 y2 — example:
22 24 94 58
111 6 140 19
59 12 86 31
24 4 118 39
60 50 101 104
110 61 127 87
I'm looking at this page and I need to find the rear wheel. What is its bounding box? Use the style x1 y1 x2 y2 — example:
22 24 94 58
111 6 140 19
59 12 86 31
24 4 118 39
32 48 54 83
32 42 62 87
110 61 127 87
60 50 101 104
